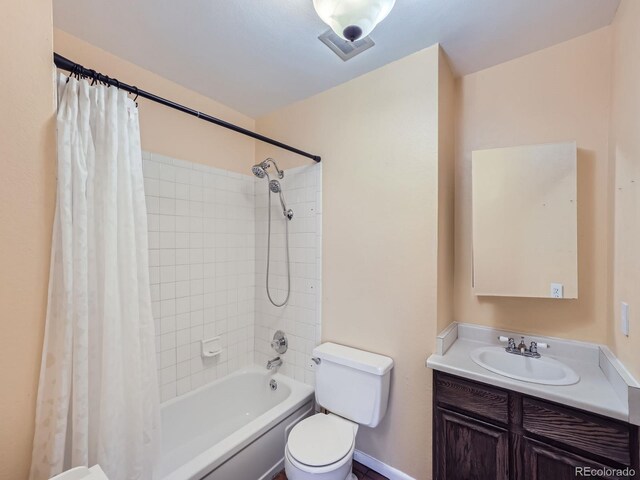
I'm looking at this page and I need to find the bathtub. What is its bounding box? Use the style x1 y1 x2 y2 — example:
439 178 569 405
159 366 315 480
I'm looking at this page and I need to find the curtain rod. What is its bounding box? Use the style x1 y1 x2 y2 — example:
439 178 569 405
53 53 321 163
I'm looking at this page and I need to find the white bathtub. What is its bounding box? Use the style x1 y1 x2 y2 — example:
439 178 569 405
159 366 315 480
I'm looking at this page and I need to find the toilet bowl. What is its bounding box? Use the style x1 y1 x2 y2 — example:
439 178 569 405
284 413 359 480
284 343 393 480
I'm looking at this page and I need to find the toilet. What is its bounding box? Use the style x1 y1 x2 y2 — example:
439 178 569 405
285 342 393 480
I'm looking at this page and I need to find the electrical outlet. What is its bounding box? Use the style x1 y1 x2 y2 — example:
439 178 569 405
550 283 563 299
621 302 629 336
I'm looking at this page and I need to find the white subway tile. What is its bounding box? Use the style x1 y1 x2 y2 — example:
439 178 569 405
143 159 160 179
176 377 191 396
175 265 190 282
146 153 321 397
159 164 176 182
176 328 191 346
160 348 176 369
160 332 176 352
160 365 176 384
158 180 175 198
177 344 191 363
175 280 190 298
176 297 190 314
175 183 189 200
161 315 176 334
160 299 175 317
160 383 176 402
175 167 191 185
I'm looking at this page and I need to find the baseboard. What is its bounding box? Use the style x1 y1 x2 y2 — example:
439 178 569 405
259 458 284 480
354 450 416 480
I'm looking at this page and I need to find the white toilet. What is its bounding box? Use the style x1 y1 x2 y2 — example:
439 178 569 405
285 342 393 480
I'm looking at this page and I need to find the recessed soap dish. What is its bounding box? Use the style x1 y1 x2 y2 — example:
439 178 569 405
201 336 222 358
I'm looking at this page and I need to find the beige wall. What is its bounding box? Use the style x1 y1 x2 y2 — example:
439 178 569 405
437 51 456 334
454 27 613 343
257 45 447 479
609 0 640 380
54 29 255 174
0 1 56 479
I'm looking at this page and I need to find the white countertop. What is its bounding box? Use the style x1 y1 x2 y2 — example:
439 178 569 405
426 323 639 424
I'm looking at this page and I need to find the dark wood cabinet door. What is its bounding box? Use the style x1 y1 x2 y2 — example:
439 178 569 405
522 437 626 480
435 407 509 480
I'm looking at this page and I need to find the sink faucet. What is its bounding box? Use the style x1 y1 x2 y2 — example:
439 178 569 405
267 356 282 370
499 336 549 359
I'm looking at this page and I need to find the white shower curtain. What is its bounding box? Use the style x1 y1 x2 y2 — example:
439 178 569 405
29 74 160 480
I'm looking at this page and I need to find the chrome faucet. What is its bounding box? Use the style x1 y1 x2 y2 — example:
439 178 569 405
500 336 549 359
266 356 283 370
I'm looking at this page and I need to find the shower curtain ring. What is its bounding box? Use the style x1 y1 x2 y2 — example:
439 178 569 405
66 64 76 83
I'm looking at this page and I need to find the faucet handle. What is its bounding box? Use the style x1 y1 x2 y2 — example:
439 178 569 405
531 341 549 349
271 330 288 354
499 336 517 350
498 336 517 348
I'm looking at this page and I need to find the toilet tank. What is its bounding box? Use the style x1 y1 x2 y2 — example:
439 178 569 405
313 342 393 428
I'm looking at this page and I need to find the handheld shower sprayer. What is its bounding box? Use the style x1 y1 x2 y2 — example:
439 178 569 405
269 180 294 220
251 158 292 307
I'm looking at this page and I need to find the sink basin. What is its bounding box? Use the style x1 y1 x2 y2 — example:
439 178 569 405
470 347 580 385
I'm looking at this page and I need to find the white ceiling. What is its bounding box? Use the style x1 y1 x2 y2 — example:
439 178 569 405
53 0 620 118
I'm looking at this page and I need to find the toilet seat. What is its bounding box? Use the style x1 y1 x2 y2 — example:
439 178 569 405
287 413 356 468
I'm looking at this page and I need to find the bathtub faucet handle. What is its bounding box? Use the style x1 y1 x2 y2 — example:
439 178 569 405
271 330 288 354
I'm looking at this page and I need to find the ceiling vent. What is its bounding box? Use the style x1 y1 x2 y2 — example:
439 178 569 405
318 29 375 61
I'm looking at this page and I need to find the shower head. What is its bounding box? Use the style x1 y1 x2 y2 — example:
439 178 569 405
251 164 267 178
269 180 293 220
269 179 282 193
252 158 284 180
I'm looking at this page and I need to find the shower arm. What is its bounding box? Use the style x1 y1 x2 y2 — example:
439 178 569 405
263 158 284 179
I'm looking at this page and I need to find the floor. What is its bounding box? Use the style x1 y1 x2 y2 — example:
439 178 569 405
273 460 389 480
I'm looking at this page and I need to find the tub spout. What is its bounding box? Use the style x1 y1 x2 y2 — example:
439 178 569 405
267 357 282 370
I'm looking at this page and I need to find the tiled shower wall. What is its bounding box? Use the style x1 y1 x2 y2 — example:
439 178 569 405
143 152 256 402
254 164 322 386
143 153 322 401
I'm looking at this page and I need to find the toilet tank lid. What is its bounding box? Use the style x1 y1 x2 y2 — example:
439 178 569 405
313 342 393 375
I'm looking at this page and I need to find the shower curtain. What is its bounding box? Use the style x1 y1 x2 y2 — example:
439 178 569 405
29 74 160 480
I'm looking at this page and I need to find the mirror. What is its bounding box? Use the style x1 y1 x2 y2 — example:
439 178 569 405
472 142 577 298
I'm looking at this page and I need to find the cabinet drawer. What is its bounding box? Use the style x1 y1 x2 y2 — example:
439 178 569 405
522 398 631 466
435 373 509 424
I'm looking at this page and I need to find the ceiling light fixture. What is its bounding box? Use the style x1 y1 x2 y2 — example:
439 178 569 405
312 0 396 42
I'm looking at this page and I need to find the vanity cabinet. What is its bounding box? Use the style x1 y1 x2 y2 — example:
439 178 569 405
435 408 509 479
522 438 621 480
433 371 639 480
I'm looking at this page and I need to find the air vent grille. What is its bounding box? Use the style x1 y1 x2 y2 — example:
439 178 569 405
318 29 375 61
